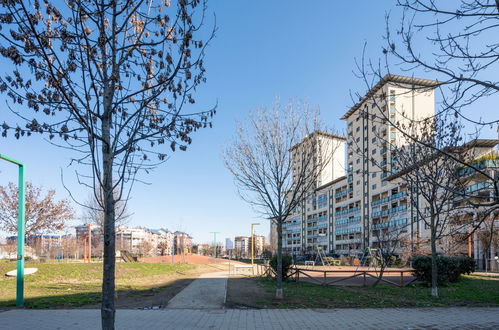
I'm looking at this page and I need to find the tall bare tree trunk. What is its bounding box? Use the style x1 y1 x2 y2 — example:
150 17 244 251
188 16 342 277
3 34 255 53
430 222 438 298
276 220 283 299
101 115 116 329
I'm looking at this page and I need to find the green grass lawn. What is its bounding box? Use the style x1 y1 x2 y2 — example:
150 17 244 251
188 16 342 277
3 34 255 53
257 274 499 308
0 261 196 308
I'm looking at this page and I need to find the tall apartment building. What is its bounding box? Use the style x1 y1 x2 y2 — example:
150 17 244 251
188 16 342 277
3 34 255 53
283 131 346 255
283 75 439 257
234 236 250 257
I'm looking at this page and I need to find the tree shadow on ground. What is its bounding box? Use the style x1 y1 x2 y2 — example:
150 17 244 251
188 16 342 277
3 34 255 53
0 277 196 310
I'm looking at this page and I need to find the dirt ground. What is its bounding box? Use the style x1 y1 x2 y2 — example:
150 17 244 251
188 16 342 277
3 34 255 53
225 277 275 309
139 254 232 265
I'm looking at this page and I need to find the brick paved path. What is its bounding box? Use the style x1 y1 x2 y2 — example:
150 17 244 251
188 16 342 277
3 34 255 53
1 307 498 329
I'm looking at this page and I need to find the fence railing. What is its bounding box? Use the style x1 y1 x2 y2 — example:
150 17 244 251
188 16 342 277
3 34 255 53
258 264 416 288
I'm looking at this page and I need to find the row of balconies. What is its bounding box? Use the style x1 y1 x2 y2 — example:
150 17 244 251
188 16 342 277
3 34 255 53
458 159 499 177
307 223 328 230
335 205 361 217
334 187 353 198
371 190 407 206
372 217 408 230
335 216 361 226
371 204 407 218
464 181 494 194
306 215 328 223
335 226 362 235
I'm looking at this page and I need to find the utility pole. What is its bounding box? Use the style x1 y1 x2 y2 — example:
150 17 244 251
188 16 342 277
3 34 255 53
0 154 26 307
210 232 220 264
251 223 260 265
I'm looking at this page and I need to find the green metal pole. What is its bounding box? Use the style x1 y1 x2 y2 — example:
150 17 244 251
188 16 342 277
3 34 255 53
0 154 25 307
210 232 220 264
17 164 25 306
213 232 217 264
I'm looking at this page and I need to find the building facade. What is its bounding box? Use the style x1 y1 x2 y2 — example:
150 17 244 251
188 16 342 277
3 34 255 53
280 75 499 267
282 75 438 257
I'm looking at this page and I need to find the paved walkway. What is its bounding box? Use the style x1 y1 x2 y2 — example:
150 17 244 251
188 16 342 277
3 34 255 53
1 307 498 329
166 271 228 309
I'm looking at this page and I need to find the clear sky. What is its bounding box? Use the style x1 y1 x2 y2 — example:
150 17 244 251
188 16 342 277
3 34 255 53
1 1 497 244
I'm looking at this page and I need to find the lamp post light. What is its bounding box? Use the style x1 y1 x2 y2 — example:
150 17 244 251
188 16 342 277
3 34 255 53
251 223 260 265
0 154 25 307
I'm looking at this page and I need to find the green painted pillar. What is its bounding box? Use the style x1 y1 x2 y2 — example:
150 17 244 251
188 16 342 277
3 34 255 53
0 154 25 307
17 164 25 306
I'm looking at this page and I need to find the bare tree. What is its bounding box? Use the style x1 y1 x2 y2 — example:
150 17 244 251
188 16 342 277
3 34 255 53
0 182 74 236
83 186 131 235
389 116 466 297
224 100 341 299
0 1 215 328
371 220 410 286
355 0 499 210
476 210 499 271
384 0 499 127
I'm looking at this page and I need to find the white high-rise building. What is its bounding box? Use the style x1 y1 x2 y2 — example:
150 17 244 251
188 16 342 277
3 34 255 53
283 75 439 256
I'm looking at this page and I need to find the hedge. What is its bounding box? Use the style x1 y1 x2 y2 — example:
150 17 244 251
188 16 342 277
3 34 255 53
412 255 475 285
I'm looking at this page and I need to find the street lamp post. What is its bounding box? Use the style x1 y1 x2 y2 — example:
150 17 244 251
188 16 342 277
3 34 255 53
210 232 220 264
251 223 260 265
0 154 25 307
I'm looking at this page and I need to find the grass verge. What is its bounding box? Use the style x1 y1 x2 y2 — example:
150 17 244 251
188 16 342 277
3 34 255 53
253 274 499 308
0 261 202 308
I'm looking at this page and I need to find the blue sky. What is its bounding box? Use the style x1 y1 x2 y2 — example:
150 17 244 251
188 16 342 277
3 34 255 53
1 1 497 244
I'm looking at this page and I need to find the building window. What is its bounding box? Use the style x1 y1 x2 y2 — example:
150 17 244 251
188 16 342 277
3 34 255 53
372 126 376 132
372 137 376 143
372 149 377 154
356 159 360 164
372 172 377 178
372 184 377 190
356 180 360 185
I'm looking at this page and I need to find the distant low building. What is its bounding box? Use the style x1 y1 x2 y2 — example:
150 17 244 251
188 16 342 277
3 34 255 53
174 231 193 254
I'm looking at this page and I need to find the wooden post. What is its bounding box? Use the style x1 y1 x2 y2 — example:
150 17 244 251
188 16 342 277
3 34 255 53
400 271 404 287
87 224 91 263
83 237 87 263
363 272 366 286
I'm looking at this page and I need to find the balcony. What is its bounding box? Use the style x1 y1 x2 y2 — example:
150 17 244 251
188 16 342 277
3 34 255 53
371 204 407 218
458 159 499 177
335 226 362 235
335 216 361 226
372 217 408 230
465 181 494 194
334 206 361 217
